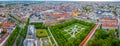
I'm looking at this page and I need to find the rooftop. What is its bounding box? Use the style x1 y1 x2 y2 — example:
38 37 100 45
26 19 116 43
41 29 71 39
100 18 118 27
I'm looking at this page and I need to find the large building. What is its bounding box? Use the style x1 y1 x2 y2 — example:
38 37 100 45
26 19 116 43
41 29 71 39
100 18 118 29
24 25 36 46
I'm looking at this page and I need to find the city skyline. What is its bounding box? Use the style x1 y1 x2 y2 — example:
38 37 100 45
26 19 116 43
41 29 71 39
0 1 120 46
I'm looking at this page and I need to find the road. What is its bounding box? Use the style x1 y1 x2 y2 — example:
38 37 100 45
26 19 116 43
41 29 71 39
13 25 23 46
0 27 16 46
7 14 20 24
48 27 58 46
79 24 100 46
117 16 120 39
0 33 10 46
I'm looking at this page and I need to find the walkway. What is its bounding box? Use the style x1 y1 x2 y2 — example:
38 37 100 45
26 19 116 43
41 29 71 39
48 27 58 46
0 33 9 46
0 27 16 46
13 25 22 46
79 24 99 46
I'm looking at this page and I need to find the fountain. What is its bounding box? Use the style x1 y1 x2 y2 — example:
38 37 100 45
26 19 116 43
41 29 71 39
71 25 77 38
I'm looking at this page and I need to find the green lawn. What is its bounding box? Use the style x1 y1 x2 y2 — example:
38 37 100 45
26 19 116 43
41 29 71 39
0 23 2 27
36 29 48 38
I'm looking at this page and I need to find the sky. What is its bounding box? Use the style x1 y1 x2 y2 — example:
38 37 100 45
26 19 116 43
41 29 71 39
0 0 119 1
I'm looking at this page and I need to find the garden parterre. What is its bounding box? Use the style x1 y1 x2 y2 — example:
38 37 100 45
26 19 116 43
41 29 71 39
49 19 95 46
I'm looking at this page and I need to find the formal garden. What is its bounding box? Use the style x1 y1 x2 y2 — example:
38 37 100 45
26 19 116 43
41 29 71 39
49 19 95 46
62 23 89 40
36 29 48 38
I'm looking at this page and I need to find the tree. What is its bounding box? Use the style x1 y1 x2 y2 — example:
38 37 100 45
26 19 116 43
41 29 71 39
5 25 20 46
95 29 107 39
16 36 20 46
99 6 104 8
0 23 2 27
88 29 120 46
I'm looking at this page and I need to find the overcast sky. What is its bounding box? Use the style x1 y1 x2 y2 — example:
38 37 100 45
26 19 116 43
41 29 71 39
0 0 119 1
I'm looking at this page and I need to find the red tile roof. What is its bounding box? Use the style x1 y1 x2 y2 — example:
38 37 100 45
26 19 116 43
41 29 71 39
2 22 15 31
51 13 70 18
102 23 118 27
51 14 60 18
60 13 70 18
101 18 118 27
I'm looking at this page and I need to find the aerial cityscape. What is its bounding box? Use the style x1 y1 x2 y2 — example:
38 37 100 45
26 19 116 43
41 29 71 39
0 1 120 46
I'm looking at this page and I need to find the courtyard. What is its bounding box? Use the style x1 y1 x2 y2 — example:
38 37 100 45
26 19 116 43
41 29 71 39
36 29 52 46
